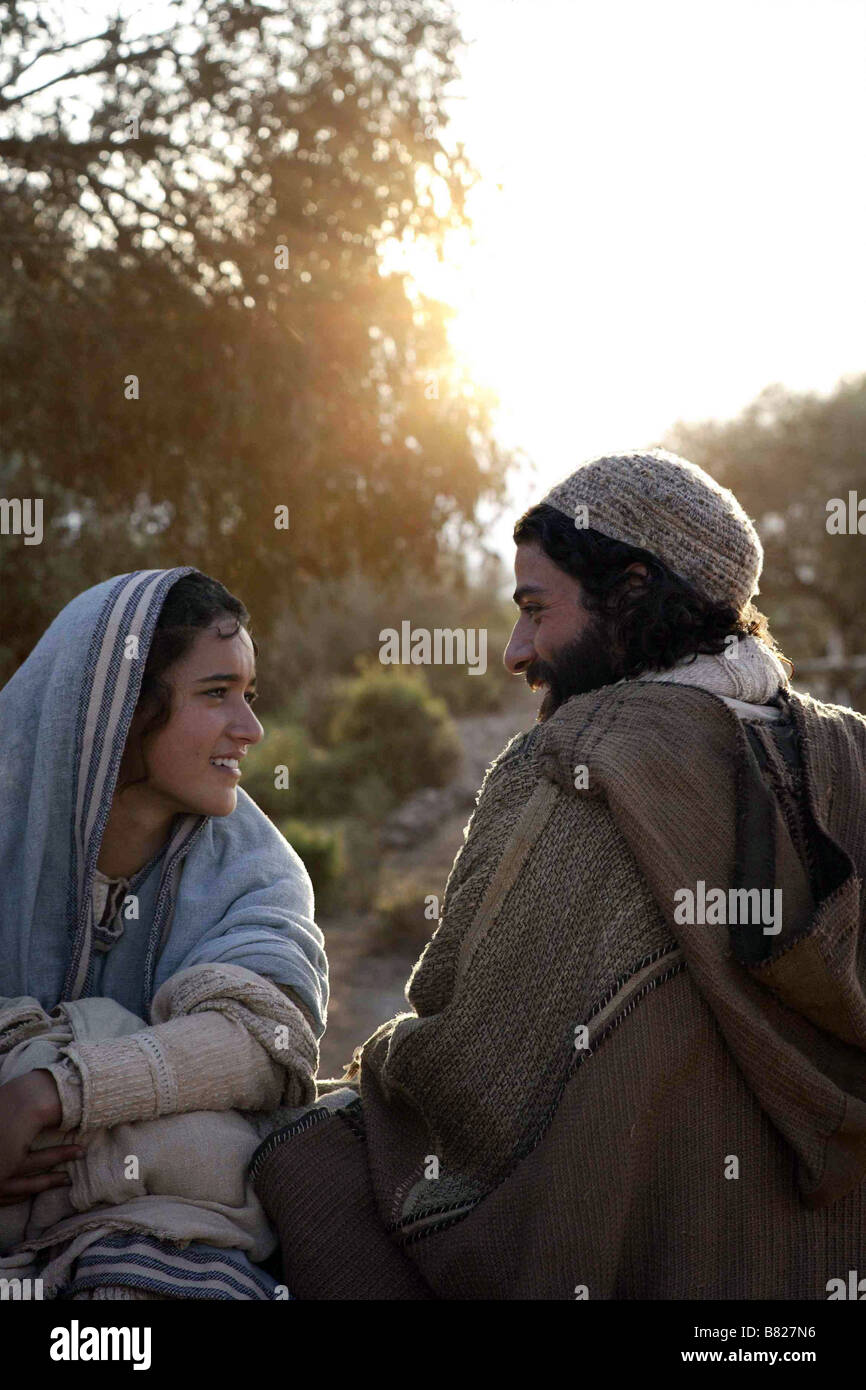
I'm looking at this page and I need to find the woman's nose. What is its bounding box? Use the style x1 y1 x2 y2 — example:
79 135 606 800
232 704 264 745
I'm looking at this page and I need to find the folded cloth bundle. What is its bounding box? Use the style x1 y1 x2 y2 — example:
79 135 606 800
0 991 276 1296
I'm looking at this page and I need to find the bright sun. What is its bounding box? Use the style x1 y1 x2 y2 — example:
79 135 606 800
378 0 866 517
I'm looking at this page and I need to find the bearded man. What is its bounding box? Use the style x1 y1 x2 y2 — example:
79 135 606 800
250 449 866 1300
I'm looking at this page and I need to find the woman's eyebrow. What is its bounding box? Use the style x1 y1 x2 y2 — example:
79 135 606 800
192 672 257 686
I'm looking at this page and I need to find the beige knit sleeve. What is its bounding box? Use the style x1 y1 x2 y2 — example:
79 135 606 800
52 964 319 1136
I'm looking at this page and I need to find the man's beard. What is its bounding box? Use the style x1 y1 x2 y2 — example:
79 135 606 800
526 616 622 722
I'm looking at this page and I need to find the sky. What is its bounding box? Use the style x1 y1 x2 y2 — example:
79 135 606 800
381 0 866 559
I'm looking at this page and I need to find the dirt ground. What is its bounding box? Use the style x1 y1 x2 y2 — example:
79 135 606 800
317 684 538 1078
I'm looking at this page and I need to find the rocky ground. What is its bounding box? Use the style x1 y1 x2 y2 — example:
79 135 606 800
317 684 538 1078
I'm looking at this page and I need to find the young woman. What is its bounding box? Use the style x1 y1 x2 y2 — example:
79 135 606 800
0 567 328 1299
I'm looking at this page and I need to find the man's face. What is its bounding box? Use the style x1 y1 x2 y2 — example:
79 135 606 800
503 541 621 720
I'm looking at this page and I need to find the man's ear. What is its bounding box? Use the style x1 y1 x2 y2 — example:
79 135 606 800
624 562 648 588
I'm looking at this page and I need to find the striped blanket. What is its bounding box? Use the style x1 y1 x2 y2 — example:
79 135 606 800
64 1233 282 1300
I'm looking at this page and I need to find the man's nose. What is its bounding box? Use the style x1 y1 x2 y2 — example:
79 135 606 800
503 626 535 675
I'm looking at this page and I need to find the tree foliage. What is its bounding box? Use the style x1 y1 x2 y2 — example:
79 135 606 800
661 374 866 674
0 0 510 676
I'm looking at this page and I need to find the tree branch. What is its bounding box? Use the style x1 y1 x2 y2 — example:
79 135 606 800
82 167 192 233
1 29 116 92
0 43 178 110
0 134 162 165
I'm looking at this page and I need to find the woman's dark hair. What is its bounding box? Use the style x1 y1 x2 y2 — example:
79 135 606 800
513 504 793 681
116 572 258 794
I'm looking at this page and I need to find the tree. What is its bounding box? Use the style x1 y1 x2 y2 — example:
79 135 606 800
0 0 510 676
660 374 866 704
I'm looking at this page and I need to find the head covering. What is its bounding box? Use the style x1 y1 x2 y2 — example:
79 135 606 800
0 569 328 1027
540 448 763 610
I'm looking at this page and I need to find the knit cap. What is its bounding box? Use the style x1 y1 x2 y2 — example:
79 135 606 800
540 448 763 611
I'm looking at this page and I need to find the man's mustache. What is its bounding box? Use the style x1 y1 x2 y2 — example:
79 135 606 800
525 661 555 690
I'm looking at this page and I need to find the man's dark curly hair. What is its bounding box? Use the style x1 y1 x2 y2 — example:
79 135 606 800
512 504 793 681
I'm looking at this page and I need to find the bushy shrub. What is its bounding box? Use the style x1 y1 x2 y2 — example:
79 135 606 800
328 666 461 799
241 673 463 924
294 675 352 748
277 819 343 911
344 770 397 825
337 816 383 912
240 722 311 818
243 721 391 821
422 648 513 716
286 741 365 819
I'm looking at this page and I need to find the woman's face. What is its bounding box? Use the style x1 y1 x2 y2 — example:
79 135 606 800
118 618 264 820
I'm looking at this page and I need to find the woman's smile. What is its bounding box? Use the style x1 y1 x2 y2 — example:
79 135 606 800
209 758 242 778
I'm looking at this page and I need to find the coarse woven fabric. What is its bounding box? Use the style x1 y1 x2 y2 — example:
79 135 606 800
251 679 866 1299
633 632 788 707
539 448 763 609
39 962 318 1134
0 568 328 1029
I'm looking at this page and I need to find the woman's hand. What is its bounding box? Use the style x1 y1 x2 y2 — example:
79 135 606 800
0 1071 85 1205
